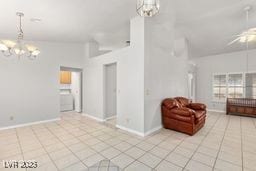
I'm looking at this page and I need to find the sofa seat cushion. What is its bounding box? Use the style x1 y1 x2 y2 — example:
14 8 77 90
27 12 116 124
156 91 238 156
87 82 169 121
164 114 193 123
171 107 195 116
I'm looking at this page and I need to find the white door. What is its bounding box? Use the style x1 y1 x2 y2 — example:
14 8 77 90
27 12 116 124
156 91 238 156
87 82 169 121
105 63 117 119
71 72 82 112
188 73 196 101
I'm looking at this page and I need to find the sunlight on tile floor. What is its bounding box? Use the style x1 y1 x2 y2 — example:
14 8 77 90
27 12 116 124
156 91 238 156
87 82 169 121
0 112 256 171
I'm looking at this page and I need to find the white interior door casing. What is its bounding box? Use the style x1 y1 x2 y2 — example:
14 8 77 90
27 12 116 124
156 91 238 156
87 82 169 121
105 63 117 119
188 73 196 101
71 72 82 112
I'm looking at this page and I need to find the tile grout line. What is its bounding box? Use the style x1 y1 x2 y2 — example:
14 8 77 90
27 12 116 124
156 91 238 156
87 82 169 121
252 116 256 130
148 114 216 170
70 115 153 169
30 125 61 171
55 114 147 169
180 113 223 171
212 114 231 170
7 113 168 171
122 132 177 170
63 116 148 153
44 120 91 170
213 118 244 169
240 117 244 171
153 136 189 170
59 112 224 171
113 134 167 170
2 112 250 171
14 128 27 171
63 114 161 170
60 114 129 152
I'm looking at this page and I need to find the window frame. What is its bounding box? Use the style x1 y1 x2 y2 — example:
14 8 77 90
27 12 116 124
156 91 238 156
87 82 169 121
212 72 253 102
245 71 256 98
227 72 244 99
212 73 228 103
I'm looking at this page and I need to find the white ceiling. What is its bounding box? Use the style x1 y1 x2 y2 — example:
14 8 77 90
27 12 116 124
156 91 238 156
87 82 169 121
174 0 256 58
1 0 256 57
0 0 137 50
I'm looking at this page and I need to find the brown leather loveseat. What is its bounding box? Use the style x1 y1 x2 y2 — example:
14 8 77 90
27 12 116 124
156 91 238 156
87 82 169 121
161 97 206 135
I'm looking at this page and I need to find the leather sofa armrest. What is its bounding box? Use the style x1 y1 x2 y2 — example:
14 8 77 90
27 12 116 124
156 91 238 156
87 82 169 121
189 103 206 110
171 107 195 117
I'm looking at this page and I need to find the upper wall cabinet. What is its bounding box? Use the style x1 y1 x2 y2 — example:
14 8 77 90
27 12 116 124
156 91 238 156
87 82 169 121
60 71 72 84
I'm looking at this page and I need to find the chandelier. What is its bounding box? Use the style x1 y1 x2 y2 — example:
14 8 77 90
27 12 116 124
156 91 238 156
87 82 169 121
0 12 40 60
137 0 160 17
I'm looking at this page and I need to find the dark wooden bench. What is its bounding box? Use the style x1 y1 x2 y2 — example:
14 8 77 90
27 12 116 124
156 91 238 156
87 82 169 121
227 98 256 117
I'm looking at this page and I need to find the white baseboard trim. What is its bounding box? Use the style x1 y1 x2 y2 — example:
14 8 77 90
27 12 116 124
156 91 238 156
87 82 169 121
116 125 163 137
207 109 225 113
105 116 116 120
0 118 61 131
144 125 163 136
82 113 105 122
116 125 145 137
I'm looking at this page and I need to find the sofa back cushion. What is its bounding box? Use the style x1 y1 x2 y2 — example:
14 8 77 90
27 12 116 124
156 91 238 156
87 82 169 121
162 98 181 109
175 97 191 107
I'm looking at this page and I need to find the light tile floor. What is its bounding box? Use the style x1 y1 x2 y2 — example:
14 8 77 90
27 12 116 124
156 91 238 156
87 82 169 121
0 112 256 171
105 118 117 128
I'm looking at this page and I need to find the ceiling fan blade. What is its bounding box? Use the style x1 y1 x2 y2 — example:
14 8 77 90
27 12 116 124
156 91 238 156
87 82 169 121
246 32 256 35
231 34 243 37
227 37 240 46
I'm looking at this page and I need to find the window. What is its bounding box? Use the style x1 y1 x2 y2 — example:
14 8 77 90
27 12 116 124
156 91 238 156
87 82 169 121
213 72 256 102
228 74 243 98
245 73 256 98
213 74 227 101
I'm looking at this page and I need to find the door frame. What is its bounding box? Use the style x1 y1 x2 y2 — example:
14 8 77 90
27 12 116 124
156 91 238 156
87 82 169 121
103 62 117 121
60 66 83 113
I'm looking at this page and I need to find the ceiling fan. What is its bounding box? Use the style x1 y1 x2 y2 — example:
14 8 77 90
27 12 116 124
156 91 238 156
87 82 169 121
228 6 256 45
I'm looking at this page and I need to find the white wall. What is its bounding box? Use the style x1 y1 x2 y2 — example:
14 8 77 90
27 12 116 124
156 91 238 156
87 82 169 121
83 15 190 135
85 40 100 58
0 41 84 128
83 17 145 133
144 15 189 133
193 49 256 111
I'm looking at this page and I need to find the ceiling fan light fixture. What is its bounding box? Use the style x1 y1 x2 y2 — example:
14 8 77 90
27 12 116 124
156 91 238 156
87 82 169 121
248 34 256 42
239 36 247 43
238 30 256 43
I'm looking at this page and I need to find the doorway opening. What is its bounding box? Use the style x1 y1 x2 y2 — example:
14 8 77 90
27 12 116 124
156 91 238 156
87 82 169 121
188 73 196 102
59 67 83 113
104 63 117 127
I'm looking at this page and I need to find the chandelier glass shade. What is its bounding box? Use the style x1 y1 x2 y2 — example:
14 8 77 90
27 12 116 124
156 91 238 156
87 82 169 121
137 0 160 17
0 12 40 60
